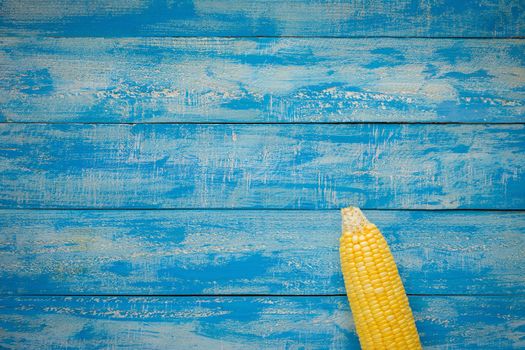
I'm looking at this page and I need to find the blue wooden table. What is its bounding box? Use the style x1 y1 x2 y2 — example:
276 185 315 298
0 1 524 348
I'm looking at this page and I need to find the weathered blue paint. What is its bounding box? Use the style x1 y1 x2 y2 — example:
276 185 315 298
1 210 523 295
0 38 523 123
0 296 523 349
0 1 524 347
0 0 524 37
0 123 523 209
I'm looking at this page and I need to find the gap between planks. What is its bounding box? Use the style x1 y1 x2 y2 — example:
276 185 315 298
9 35 525 39
5 294 524 298
2 122 525 125
2 208 524 212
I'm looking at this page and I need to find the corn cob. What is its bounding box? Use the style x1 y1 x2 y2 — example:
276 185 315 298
340 207 422 349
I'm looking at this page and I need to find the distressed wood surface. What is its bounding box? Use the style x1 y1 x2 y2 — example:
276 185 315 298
1 210 523 295
1 123 523 209
1 38 524 123
0 0 524 38
1 2 524 347
0 296 523 349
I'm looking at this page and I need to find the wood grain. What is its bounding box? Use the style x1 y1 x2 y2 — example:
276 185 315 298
1 123 523 209
0 296 523 349
1 210 523 295
1 38 524 123
1 1 524 347
0 0 524 37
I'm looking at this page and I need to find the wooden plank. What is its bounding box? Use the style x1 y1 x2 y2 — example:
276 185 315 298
0 123 523 209
1 38 524 123
0 0 524 37
1 210 523 295
0 296 523 349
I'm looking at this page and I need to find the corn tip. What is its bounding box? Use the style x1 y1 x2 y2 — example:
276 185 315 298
341 206 370 234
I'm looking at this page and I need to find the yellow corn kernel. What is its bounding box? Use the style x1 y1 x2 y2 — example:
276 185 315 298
340 207 422 349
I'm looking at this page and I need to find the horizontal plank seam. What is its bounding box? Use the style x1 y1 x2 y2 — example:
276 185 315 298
1 293 523 298
2 122 525 126
1 208 524 212
2 35 525 40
